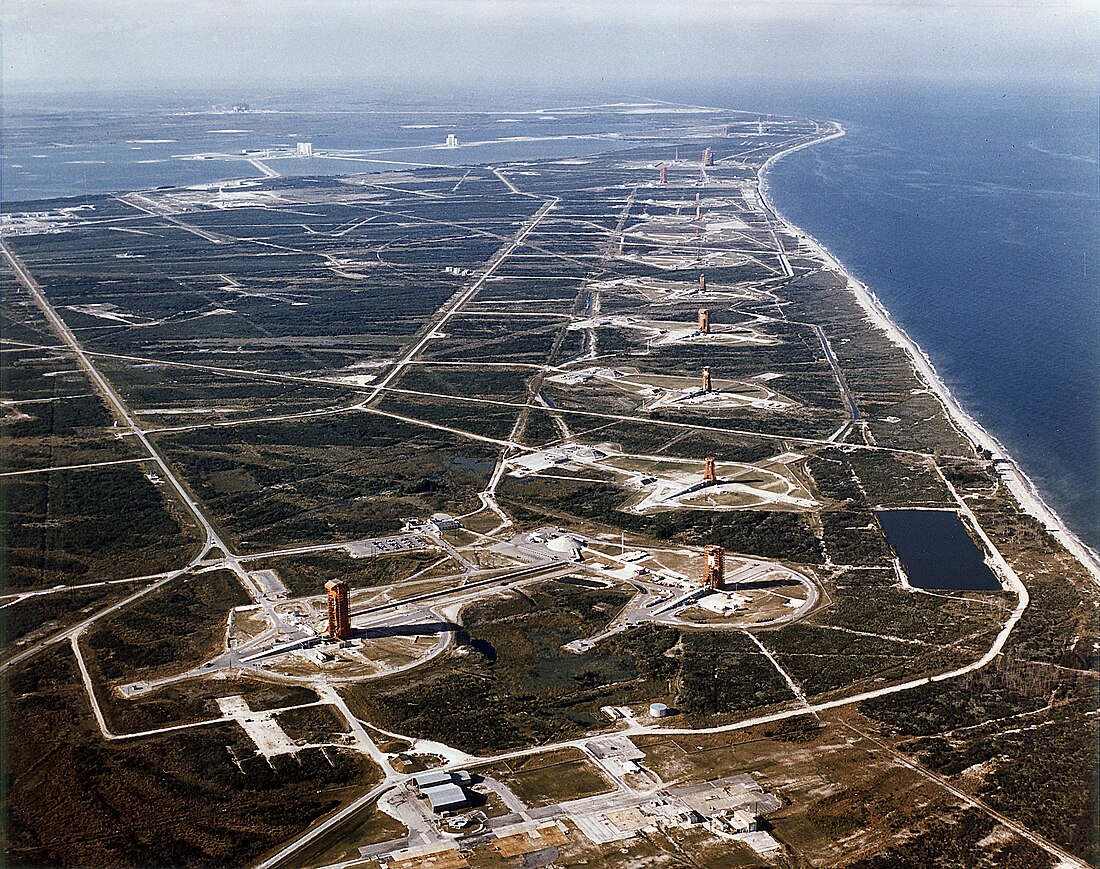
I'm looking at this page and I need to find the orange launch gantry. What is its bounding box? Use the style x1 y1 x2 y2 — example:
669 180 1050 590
697 308 710 334
659 163 667 184
325 579 352 640
699 273 707 291
702 366 712 392
703 545 725 589
703 456 717 485
702 147 714 166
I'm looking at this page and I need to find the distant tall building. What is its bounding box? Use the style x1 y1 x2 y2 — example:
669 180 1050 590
703 456 717 485
697 308 710 334
703 545 725 589
325 579 352 640
445 134 459 148
702 147 714 166
296 142 313 157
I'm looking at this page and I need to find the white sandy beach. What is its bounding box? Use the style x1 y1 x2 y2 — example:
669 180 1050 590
759 129 1100 586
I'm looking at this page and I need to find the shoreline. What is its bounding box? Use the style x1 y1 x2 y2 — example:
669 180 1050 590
758 126 1100 587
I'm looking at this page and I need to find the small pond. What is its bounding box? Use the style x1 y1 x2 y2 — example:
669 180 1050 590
876 509 1002 591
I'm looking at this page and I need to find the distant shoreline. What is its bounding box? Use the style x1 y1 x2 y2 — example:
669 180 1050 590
758 126 1100 586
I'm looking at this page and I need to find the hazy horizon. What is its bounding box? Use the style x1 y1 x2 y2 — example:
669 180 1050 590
4 0 1098 97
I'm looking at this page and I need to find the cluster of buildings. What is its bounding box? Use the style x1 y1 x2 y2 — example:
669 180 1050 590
403 512 461 534
666 776 783 854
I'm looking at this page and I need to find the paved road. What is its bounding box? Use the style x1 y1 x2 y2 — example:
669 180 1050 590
1 239 225 556
13 334 974 464
0 457 151 477
814 324 859 422
0 568 189 675
354 197 558 409
0 570 174 608
840 722 1090 869
255 782 394 869
351 562 564 619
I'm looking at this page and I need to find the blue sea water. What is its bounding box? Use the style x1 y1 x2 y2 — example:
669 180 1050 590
744 83 1099 550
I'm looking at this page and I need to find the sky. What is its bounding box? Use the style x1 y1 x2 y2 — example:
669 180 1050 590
3 0 1098 95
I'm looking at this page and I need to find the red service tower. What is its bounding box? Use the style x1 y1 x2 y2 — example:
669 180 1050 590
703 456 717 485
659 163 667 184
325 579 352 640
702 366 712 392
703 545 725 589
699 272 707 291
703 147 714 166
697 308 710 334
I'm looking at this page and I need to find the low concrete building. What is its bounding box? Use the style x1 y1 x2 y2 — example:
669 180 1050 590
429 513 461 532
412 769 470 790
412 770 453 791
412 769 475 814
424 783 470 813
697 591 748 616
669 775 782 821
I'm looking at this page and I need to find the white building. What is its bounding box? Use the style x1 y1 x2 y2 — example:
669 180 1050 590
412 770 474 814
424 783 470 813
547 534 585 561
445 134 459 148
296 142 313 157
429 513 461 532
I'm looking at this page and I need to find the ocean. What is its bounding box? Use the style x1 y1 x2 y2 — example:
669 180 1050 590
741 82 1099 550
3 83 1096 549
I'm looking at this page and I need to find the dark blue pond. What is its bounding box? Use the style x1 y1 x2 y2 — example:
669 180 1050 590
876 509 1002 591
